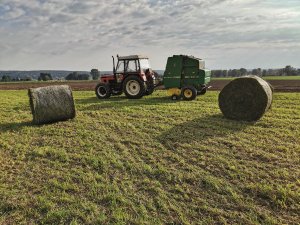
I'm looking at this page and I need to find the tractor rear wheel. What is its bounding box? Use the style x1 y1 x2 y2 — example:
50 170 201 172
95 83 111 99
181 86 197 101
123 75 145 99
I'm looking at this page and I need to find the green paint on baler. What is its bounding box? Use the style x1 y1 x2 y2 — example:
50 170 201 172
163 55 211 90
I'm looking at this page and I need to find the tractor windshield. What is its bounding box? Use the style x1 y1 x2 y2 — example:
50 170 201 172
139 59 151 71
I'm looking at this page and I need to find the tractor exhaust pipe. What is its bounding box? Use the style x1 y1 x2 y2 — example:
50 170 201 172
112 56 116 73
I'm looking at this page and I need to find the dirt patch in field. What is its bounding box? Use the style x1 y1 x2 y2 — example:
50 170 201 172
0 79 299 92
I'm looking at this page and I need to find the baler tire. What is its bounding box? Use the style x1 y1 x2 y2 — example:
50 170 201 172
182 86 197 101
95 83 111 99
123 75 145 99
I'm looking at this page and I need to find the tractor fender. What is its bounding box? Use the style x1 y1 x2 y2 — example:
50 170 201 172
140 73 147 82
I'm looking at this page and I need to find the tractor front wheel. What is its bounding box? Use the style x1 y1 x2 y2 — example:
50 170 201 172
123 76 145 99
95 83 111 99
181 86 197 101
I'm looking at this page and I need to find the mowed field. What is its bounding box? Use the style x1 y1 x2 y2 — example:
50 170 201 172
0 90 300 224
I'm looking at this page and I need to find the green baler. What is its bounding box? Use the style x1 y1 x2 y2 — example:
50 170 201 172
163 55 211 100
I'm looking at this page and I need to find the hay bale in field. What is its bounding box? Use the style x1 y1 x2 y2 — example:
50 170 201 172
28 85 76 124
218 76 273 121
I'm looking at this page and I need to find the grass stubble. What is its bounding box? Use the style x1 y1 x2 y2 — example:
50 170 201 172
0 90 299 224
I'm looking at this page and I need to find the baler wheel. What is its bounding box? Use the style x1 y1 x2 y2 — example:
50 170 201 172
182 86 197 101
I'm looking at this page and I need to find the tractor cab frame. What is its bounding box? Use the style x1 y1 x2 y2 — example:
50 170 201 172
96 55 157 99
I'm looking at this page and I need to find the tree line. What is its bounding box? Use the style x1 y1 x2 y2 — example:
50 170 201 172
211 65 300 77
1 69 101 82
1 66 300 82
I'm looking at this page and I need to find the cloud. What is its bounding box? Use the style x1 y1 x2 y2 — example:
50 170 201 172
0 0 299 70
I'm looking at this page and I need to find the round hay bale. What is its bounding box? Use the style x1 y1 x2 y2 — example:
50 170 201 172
28 85 76 124
218 76 273 121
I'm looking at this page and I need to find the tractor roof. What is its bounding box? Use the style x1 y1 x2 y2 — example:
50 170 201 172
118 55 149 60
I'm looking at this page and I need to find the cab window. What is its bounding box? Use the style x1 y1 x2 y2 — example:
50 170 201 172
125 60 137 72
116 61 125 73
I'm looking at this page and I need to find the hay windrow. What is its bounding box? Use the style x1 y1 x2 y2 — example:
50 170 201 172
28 85 76 124
218 76 273 121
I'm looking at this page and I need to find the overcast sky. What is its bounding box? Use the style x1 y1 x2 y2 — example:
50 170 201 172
0 0 299 70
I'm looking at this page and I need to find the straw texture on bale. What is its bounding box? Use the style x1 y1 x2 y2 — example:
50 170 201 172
218 76 273 121
28 85 76 124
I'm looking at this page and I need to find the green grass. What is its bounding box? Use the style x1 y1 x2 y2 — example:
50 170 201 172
212 75 300 81
0 90 299 224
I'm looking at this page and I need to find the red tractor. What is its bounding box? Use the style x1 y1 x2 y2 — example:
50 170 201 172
95 55 158 99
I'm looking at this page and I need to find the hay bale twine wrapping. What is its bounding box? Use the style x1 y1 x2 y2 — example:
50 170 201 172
28 85 76 124
218 76 273 121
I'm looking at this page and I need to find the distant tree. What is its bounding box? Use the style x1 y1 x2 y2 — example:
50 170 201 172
262 69 267 77
240 68 247 76
231 69 241 77
66 72 91 80
222 70 228 77
1 75 12 82
78 74 92 80
284 65 291 76
283 65 298 76
38 73 52 81
91 69 100 80
252 68 262 76
65 72 78 80
211 70 223 77
257 68 262 76
23 76 33 81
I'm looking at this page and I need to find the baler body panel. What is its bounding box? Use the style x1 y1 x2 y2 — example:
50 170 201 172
163 55 211 90
163 56 182 88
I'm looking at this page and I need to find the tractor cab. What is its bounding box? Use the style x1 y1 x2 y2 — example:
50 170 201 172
114 55 152 82
96 55 157 99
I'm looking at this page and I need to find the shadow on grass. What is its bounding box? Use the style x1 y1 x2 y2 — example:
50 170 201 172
0 121 34 132
76 95 178 110
158 114 253 149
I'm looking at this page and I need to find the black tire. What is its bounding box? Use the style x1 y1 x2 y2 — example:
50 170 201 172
198 88 207 95
144 85 154 96
144 77 155 96
123 75 146 99
181 86 197 101
171 94 180 100
111 90 123 96
95 83 111 99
